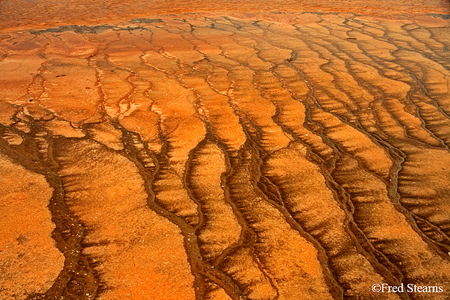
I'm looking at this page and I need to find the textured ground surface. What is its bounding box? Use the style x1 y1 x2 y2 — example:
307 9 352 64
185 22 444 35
1 0 450 299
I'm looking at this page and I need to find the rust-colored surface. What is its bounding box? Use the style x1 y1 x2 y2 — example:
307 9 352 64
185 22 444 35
1 0 450 299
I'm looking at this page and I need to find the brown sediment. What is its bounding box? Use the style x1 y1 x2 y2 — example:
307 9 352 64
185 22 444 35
53 138 196 300
1 1 450 300
0 153 64 300
263 144 401 300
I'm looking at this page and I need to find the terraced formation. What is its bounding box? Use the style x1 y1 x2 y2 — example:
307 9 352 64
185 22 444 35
1 0 450 299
